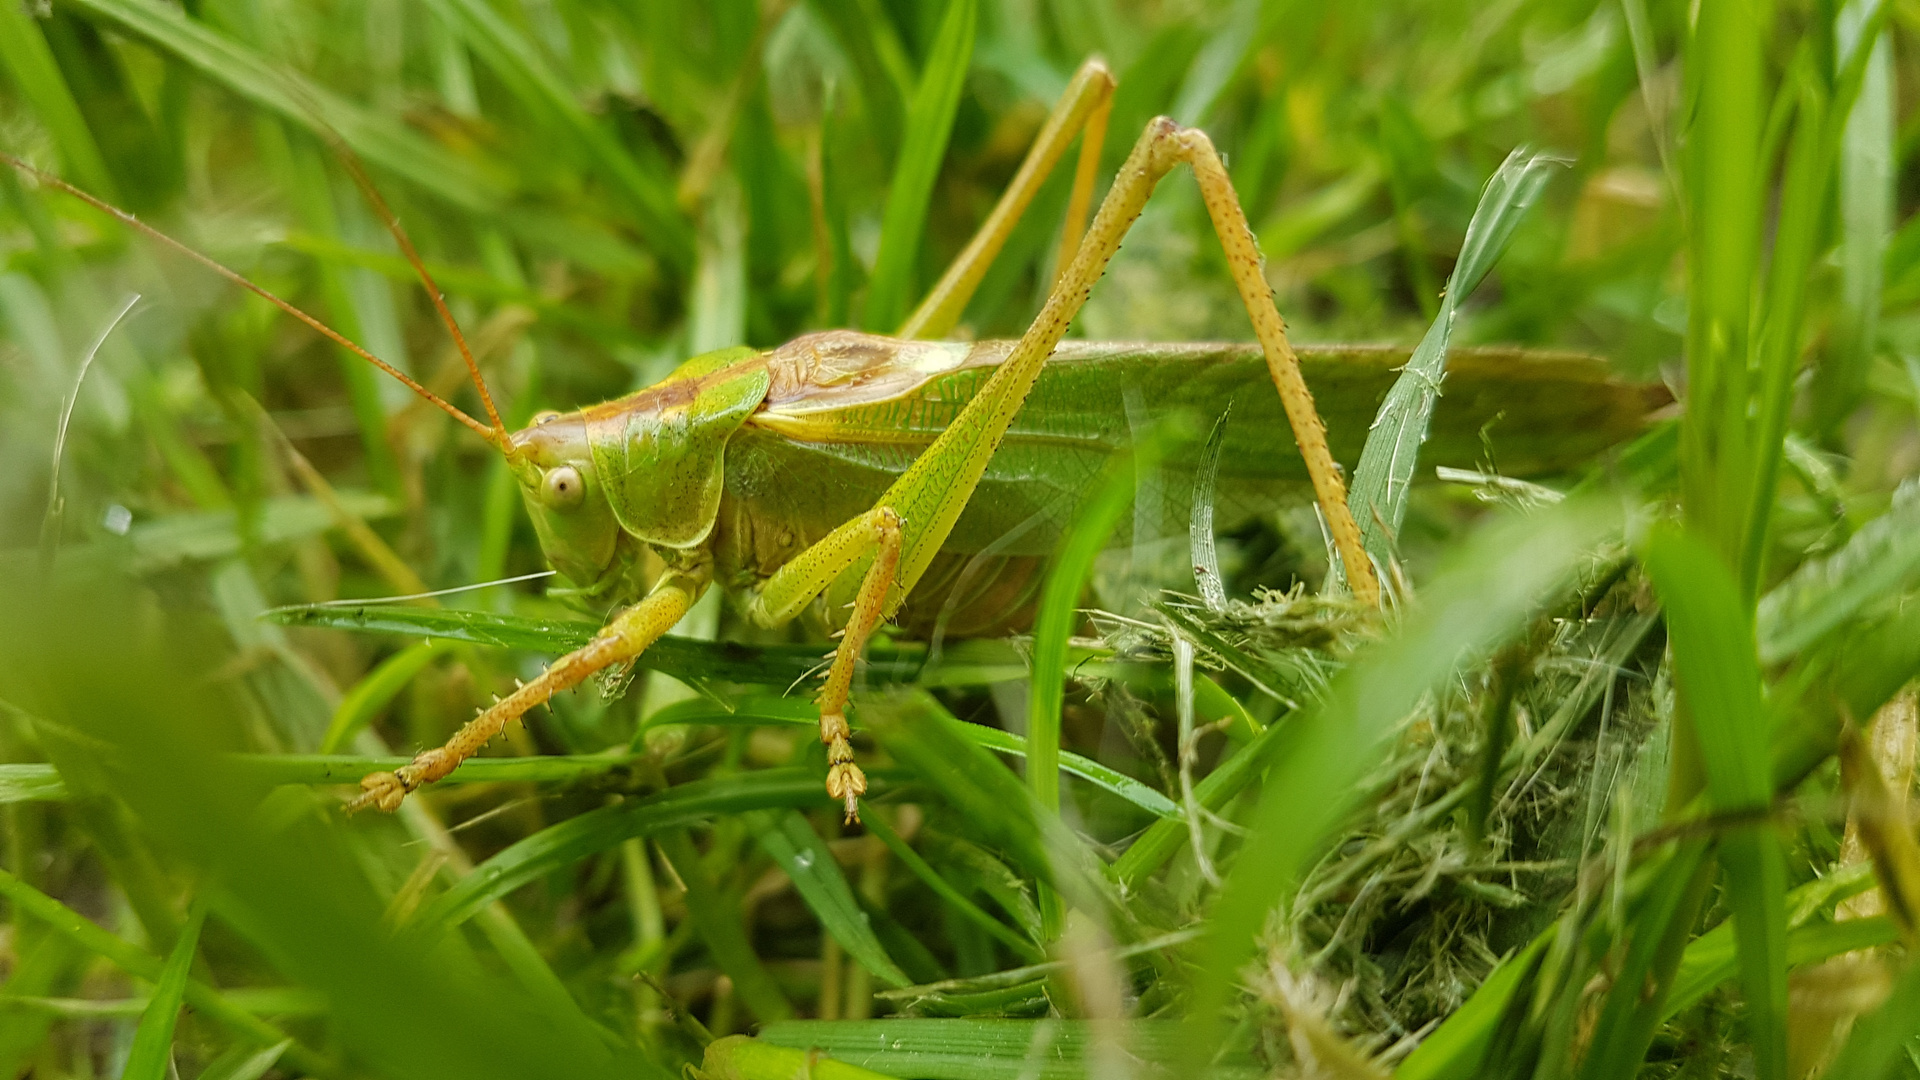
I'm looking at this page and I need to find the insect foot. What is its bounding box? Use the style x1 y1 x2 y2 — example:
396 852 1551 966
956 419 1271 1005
347 747 457 813
348 771 411 813
819 709 867 824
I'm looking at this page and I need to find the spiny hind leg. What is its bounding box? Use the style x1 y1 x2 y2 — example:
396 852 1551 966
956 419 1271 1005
351 569 705 811
746 506 905 822
1041 117 1381 605
897 57 1115 339
1165 125 1380 605
889 116 1379 606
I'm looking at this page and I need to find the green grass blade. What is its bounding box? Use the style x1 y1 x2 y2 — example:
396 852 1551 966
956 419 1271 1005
239 752 635 787
1664 915 1896 1020
1739 70 1833 600
1680 0 1764 565
1643 526 1787 1080
414 0 692 270
1576 841 1714 1080
750 809 909 987
656 828 795 1024
863 811 1044 965
1028 451 1136 813
266 603 925 687
864 692 1114 921
273 131 405 496
1108 703 1298 888
1028 441 1159 939
865 0 976 331
1810 0 1895 437
644 697 1178 819
1407 864 1886 1079
701 1035 901 1080
1825 952 1920 1078
194 1040 292 1080
1189 408 1232 612
1392 936 1547 1080
122 902 205 1080
756 1019 1263 1078
320 640 454 752
127 492 396 571
422 769 836 928
0 2 120 201
805 0 907 167
65 0 506 212
1756 479 1920 663
0 764 68 804
0 869 329 1074
1346 149 1561 568
1191 496 1616 1042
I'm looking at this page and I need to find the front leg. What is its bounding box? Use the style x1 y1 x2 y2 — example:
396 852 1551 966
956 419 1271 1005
352 566 708 811
747 507 905 823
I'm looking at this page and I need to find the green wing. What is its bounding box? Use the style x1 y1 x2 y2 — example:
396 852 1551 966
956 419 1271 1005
726 341 1665 557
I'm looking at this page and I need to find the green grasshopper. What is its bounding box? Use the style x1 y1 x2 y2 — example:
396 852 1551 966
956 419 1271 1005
11 60 1659 821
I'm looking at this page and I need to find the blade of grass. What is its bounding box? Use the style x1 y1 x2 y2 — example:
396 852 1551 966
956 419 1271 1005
1036 419 1197 930
320 640 455 752
1825 950 1920 1078
864 0 976 331
1664 915 1896 1020
1575 839 1714 1080
266 604 927 688
1190 496 1616 1047
748 809 909 988
1739 64 1833 601
1344 148 1562 571
1190 407 1231 613
756 1019 1263 1078
1643 525 1787 1080
1810 0 1895 438
65 0 505 211
123 902 205 1080
0 764 67 803
0 869 331 1075
700 1035 901 1080
272 129 405 496
864 691 1116 924
644 697 1178 819
1108 696 1298 888
0 1 120 200
418 7 683 265
1756 479 1920 663
1029 448 1139 939
863 811 1044 965
195 1040 292 1080
0 934 82 1074
1392 936 1548 1080
1407 862 1884 1079
656 828 795 1024
1679 0 1763 570
421 769 838 928
805 0 907 167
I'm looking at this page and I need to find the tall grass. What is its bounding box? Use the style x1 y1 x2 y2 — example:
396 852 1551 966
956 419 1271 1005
1 1 1918 1078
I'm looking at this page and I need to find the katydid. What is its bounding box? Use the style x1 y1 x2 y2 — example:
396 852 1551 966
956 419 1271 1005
8 59 1662 822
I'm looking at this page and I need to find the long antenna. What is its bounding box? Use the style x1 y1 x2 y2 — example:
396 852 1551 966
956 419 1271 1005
1 153 505 450
332 148 509 446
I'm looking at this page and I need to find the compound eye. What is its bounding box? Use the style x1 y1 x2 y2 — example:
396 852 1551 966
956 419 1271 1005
533 409 563 426
542 465 585 510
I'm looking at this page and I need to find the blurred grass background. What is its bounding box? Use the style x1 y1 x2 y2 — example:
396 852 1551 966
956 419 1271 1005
0 0 1919 1077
